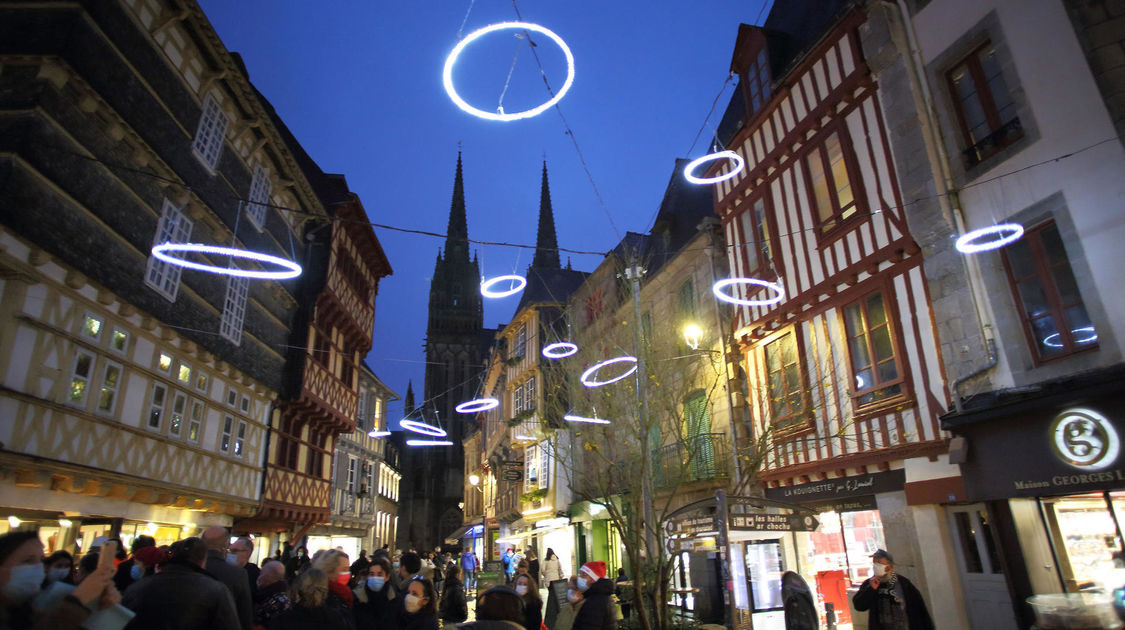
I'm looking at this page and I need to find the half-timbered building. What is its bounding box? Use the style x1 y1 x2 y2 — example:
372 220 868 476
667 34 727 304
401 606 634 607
708 1 962 625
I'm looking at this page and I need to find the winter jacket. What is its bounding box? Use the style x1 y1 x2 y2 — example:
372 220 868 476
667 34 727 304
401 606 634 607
122 561 240 630
205 549 254 630
267 604 356 630
399 609 439 630
523 598 543 630
570 578 617 630
439 578 468 623
540 558 564 583
454 622 523 630
253 580 291 628
352 581 397 630
852 574 934 630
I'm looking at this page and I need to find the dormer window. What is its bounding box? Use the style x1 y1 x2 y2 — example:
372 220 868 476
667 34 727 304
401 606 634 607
746 48 772 114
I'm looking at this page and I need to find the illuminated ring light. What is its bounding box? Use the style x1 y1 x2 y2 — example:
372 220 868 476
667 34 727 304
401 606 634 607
683 151 745 185
407 439 454 447
580 356 638 388
564 414 610 425
367 430 391 438
1042 326 1098 348
712 278 785 307
151 243 302 280
400 419 448 438
542 342 578 359
455 398 500 414
480 275 527 298
954 223 1025 254
443 22 576 122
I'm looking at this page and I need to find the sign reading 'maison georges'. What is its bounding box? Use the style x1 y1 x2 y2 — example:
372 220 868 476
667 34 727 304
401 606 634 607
1021 408 1123 490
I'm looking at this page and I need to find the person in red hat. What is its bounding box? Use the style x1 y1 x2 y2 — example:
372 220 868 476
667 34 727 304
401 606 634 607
570 561 617 630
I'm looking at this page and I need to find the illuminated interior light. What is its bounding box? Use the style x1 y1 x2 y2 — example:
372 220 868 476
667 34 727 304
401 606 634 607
954 223 1024 254
456 398 500 413
564 414 610 425
58 519 73 528
7 516 20 528
542 342 578 359
480 275 527 298
443 22 575 122
368 430 391 438
400 420 448 437
1042 326 1098 348
856 375 866 389
580 356 638 388
712 278 785 307
514 435 536 441
683 151 744 185
407 439 455 447
151 243 302 280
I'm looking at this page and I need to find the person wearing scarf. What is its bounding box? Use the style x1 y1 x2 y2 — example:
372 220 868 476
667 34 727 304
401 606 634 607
852 549 934 630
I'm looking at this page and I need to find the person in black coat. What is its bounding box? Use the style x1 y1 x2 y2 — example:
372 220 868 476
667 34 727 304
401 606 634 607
268 568 355 630
113 535 155 593
571 562 617 630
202 526 254 630
438 564 467 626
353 556 397 630
122 537 241 630
852 549 934 630
399 576 439 630
513 573 542 630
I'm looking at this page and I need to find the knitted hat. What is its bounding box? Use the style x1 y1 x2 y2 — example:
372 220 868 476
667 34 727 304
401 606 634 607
134 545 168 567
580 561 607 581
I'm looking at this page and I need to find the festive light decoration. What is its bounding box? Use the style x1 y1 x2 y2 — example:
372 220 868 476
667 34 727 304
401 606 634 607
712 278 785 307
368 430 391 438
151 243 302 280
542 342 578 358
443 21 576 122
954 223 1025 254
407 439 455 447
480 275 527 298
1043 326 1098 348
564 414 610 425
580 356 638 388
683 151 744 185
455 398 500 413
400 419 448 437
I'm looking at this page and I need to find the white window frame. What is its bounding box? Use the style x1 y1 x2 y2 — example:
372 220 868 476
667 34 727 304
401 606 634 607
220 415 234 453
233 420 247 457
82 313 104 341
226 387 238 407
188 400 204 443
96 360 123 414
515 324 527 357
194 371 209 393
220 275 249 345
68 349 96 407
191 93 229 171
145 198 192 302
240 394 250 414
176 362 191 385
147 383 168 431
110 327 129 355
168 391 188 437
347 456 358 493
157 351 174 374
246 166 272 229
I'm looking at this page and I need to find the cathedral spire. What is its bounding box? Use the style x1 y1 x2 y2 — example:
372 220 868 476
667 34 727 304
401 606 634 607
404 381 415 417
445 152 469 262
532 160 560 270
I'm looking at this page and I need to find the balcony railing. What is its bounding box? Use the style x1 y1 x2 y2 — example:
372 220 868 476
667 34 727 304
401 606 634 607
963 117 1023 168
653 433 730 489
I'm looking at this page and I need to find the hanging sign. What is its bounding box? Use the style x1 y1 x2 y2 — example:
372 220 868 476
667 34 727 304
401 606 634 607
728 513 819 532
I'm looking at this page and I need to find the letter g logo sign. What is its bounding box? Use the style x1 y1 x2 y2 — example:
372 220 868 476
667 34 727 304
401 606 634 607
1051 409 1119 470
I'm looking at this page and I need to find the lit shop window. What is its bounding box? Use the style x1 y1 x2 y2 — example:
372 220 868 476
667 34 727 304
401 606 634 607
1040 492 1125 593
805 508 887 585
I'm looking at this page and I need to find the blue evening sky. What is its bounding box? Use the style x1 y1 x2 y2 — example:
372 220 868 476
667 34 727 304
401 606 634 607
197 1 771 423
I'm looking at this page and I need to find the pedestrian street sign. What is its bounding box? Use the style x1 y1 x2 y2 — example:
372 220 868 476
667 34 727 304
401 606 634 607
729 512 820 532
676 515 719 537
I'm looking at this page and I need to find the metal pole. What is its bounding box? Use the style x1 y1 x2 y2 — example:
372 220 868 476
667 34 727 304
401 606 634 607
716 489 733 630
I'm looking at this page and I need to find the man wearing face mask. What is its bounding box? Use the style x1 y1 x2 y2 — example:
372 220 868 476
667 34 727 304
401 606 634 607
112 534 156 593
852 549 934 630
353 555 397 629
252 560 290 628
228 537 258 600
201 525 254 630
570 561 617 630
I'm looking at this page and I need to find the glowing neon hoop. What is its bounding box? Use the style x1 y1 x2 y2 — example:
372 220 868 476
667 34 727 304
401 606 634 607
367 430 391 438
712 278 785 307
542 342 578 359
580 356 638 388
564 414 610 425
407 439 454 447
151 243 302 280
480 275 527 298
1043 326 1098 348
683 151 744 185
400 420 448 437
955 223 1024 254
443 22 576 122
455 398 500 414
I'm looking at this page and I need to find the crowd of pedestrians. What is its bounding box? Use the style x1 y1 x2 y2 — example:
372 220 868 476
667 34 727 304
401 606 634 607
0 529 623 630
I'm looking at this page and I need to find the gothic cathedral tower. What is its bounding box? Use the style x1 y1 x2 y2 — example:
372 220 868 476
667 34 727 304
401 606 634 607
400 154 486 549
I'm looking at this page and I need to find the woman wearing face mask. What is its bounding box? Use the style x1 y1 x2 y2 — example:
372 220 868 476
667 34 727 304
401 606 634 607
312 549 355 612
268 568 355 630
551 576 585 630
353 556 396 630
0 531 120 629
513 573 542 630
42 551 74 585
399 576 438 630
437 564 466 628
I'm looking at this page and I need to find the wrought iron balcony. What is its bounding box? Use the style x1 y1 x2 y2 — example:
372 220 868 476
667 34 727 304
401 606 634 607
963 117 1023 168
653 432 731 489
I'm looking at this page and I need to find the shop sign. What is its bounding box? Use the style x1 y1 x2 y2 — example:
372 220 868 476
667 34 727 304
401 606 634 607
675 516 719 537
763 469 905 503
501 460 523 482
1051 408 1119 470
728 513 820 532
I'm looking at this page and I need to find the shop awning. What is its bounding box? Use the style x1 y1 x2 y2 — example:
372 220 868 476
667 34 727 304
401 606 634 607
445 523 483 543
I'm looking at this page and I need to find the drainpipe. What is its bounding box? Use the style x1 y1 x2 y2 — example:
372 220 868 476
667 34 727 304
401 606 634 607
704 225 744 489
879 0 999 394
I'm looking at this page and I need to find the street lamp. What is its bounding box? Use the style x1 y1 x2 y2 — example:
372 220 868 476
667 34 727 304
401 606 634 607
683 323 703 350
469 474 481 487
